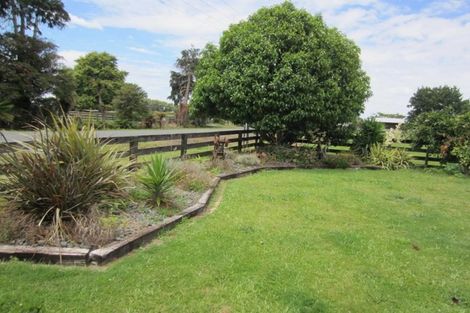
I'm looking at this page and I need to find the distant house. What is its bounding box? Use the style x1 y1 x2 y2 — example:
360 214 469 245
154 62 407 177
375 117 405 130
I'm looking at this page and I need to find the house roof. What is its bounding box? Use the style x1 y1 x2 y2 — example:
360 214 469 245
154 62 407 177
375 117 405 124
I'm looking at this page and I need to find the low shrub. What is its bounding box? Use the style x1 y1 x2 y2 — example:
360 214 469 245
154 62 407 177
453 140 470 175
209 158 236 173
92 119 118 130
170 160 213 192
352 118 386 156
139 155 179 206
115 119 140 129
321 153 361 169
442 163 464 176
369 144 412 170
234 154 261 167
322 155 350 169
0 116 129 240
259 145 319 166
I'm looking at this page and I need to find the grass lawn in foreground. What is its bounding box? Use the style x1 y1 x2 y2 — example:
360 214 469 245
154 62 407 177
0 169 469 312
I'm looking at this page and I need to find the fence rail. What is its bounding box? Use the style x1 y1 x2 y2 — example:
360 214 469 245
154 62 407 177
69 110 117 121
0 129 260 165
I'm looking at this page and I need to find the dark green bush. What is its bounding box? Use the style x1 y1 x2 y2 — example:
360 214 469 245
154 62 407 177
352 118 385 156
170 160 213 192
322 155 351 169
259 145 319 166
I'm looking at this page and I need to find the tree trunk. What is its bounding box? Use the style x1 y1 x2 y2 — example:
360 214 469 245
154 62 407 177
98 92 105 121
32 15 39 38
178 73 192 126
316 143 326 160
11 9 19 35
19 3 26 36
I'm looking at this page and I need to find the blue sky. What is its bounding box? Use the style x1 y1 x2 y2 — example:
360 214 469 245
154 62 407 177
42 0 470 116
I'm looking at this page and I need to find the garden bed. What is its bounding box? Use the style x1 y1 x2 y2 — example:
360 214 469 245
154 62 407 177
0 164 300 265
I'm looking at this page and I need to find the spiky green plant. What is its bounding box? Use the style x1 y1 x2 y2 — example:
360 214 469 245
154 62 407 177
0 115 129 233
139 155 179 207
369 144 412 170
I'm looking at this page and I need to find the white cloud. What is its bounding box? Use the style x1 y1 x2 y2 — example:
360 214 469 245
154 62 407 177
118 59 173 101
58 50 88 67
128 47 159 55
323 4 470 115
424 0 469 16
66 0 470 114
69 14 103 30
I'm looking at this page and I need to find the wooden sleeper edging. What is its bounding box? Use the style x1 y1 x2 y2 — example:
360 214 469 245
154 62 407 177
0 245 90 265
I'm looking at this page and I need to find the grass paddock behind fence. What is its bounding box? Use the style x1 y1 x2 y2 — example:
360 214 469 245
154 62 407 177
0 169 468 312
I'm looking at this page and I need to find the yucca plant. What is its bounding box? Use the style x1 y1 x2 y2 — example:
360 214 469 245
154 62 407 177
0 115 129 239
139 155 180 207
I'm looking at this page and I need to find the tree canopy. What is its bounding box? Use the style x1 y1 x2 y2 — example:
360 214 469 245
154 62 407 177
0 0 69 38
147 99 174 112
113 83 149 127
74 52 127 111
192 2 371 143
407 86 470 122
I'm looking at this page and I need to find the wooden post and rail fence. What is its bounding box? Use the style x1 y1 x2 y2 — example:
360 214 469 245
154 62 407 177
0 129 260 165
102 129 260 163
0 128 449 166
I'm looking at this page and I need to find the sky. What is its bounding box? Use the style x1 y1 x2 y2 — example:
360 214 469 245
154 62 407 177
42 0 470 116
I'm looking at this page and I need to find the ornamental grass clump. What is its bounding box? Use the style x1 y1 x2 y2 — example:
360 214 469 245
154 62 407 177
170 160 213 192
139 154 180 206
0 116 129 239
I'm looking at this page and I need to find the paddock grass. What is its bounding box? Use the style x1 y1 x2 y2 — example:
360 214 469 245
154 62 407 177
0 169 469 312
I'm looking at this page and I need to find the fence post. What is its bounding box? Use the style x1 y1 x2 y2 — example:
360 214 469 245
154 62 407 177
129 138 138 164
180 134 188 158
238 132 243 153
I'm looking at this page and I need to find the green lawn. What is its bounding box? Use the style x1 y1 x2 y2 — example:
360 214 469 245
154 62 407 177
1 169 469 312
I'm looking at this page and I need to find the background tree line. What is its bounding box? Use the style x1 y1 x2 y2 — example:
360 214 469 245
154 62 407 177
0 0 178 129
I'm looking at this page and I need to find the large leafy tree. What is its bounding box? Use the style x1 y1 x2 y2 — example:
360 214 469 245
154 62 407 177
0 0 69 38
0 0 71 127
404 85 469 166
192 2 371 144
74 52 127 114
53 67 77 113
169 47 200 125
407 86 470 122
113 83 149 127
